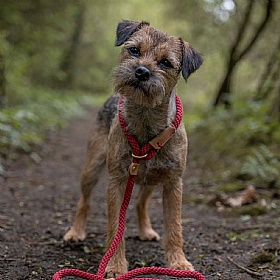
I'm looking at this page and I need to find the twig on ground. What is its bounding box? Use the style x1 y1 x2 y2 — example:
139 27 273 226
227 256 262 278
0 258 17 261
87 266 95 272
0 215 11 229
235 224 279 231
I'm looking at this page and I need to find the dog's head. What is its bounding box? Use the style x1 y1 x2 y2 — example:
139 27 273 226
113 20 203 107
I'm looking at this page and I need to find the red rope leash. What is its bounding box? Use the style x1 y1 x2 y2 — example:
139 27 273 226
53 95 205 280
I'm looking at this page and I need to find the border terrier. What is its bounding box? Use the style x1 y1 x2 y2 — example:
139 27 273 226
64 20 203 278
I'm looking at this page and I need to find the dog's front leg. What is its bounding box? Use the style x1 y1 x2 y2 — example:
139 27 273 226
105 177 128 278
136 185 160 241
163 179 194 271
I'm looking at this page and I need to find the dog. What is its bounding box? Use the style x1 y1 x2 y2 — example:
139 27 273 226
64 20 203 278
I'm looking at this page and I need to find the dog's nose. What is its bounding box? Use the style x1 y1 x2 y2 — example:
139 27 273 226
135 66 150 81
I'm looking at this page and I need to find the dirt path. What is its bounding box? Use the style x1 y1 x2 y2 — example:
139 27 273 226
0 108 279 280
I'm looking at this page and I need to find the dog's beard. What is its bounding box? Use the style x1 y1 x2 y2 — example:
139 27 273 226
113 64 167 107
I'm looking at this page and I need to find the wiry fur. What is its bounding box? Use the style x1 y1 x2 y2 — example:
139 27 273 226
64 20 203 278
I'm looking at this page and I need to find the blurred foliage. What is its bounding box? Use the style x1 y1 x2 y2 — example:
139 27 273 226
240 145 280 188
188 97 280 188
0 0 279 190
0 88 98 157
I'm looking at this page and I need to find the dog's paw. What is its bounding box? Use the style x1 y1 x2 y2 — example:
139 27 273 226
169 259 194 271
63 227 86 242
166 250 194 271
105 259 128 278
139 228 160 241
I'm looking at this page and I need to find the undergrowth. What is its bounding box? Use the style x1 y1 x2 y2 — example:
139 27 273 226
0 88 106 160
187 97 280 188
240 145 280 188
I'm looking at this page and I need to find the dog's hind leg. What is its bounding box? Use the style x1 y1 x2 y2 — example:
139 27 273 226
64 124 108 242
136 185 160 241
64 95 119 242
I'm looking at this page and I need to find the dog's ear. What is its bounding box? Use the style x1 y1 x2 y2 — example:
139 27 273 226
180 40 203 80
115 20 150 46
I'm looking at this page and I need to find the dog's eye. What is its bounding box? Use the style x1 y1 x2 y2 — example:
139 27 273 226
159 58 173 68
128 47 140 57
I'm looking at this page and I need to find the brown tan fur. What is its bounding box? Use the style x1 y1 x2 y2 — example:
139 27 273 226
64 20 203 278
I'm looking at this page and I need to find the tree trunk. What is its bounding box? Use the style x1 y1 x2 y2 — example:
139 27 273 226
214 59 236 107
269 85 280 120
58 3 85 89
213 0 274 107
254 38 280 101
0 53 6 108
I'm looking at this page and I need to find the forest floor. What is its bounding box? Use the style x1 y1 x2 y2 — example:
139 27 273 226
0 106 279 280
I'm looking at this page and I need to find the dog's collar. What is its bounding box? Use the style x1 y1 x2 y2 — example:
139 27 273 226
118 95 183 175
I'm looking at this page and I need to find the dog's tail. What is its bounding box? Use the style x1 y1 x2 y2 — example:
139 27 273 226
97 94 120 129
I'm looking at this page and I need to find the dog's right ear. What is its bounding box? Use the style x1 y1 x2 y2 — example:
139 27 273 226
115 20 150 46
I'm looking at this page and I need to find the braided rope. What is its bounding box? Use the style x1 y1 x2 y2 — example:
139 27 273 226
118 94 183 160
53 95 205 280
97 175 137 276
53 267 205 280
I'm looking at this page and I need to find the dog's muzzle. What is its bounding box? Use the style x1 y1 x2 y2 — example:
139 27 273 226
135 66 150 81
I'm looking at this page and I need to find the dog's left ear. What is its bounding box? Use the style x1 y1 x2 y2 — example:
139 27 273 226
115 20 150 46
180 39 203 80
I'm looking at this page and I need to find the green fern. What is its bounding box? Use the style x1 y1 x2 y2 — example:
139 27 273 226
240 145 280 188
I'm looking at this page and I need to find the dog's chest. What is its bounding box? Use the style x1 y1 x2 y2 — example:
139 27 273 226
135 157 177 185
129 141 184 185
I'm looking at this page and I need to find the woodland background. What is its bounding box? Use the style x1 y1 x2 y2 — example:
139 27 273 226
0 0 280 190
